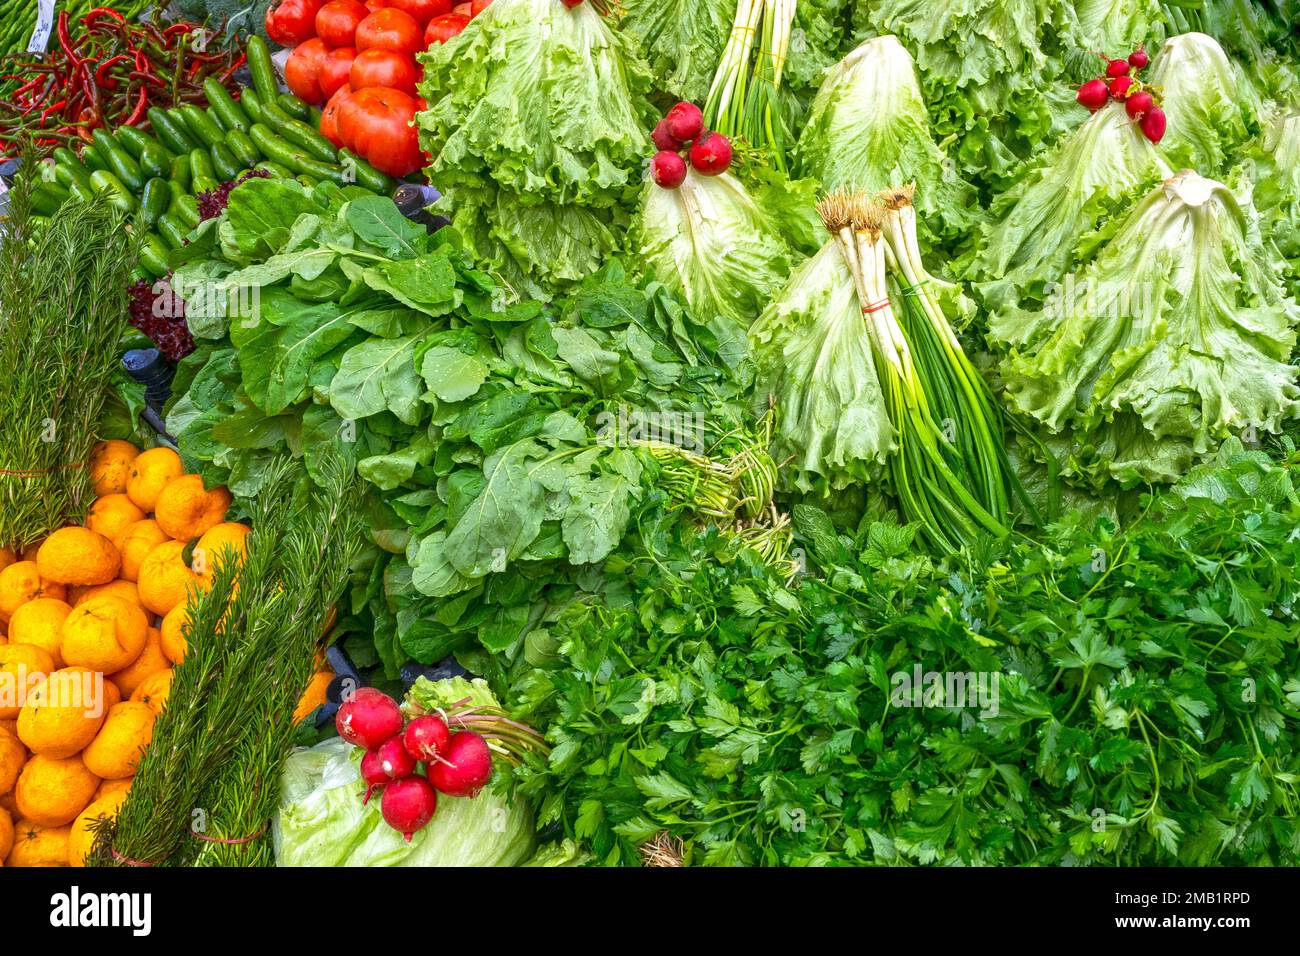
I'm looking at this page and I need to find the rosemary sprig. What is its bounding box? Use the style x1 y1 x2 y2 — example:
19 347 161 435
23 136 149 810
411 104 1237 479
91 455 363 867
0 148 141 550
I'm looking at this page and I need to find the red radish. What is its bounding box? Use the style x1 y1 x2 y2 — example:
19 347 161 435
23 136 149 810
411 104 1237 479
377 734 417 779
360 749 389 805
651 118 683 152
381 775 438 841
1128 46 1149 70
1125 90 1154 119
1105 58 1130 78
1140 105 1166 143
403 714 451 761
1108 75 1134 99
561 0 583 6
688 132 732 175
335 687 404 750
427 731 493 797
1076 78 1108 111
651 150 687 188
665 102 704 142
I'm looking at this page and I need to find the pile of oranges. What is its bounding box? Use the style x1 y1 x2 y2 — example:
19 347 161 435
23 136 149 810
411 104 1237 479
0 440 247 867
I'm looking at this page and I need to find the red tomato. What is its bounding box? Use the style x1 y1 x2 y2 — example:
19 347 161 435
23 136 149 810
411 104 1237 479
355 8 423 56
315 0 369 47
266 0 322 46
470 0 491 14
451 2 471 16
385 0 452 25
350 48 419 96
284 37 330 104
318 46 357 99
320 84 353 147
424 12 469 44
337 86 422 177
365 0 385 9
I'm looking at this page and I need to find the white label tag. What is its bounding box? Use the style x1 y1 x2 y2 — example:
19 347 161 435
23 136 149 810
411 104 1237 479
27 0 57 54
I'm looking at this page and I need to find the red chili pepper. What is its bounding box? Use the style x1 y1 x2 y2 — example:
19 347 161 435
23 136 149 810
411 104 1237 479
40 99 68 126
130 71 167 88
95 54 131 90
56 12 83 67
217 53 247 83
122 87 149 126
81 6 127 26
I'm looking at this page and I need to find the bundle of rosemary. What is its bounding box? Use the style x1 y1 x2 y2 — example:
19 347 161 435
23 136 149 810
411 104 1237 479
0 158 139 550
91 456 363 867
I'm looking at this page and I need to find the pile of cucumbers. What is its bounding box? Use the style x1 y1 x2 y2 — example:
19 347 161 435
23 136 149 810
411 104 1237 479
30 37 396 280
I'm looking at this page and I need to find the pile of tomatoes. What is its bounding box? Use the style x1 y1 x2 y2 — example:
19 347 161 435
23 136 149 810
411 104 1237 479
264 0 487 177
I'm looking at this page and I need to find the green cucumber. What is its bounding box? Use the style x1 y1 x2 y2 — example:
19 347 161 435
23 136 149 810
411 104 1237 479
53 160 93 191
253 160 292 178
190 148 217 185
88 170 138 212
80 142 108 173
248 124 346 184
148 107 201 153
277 93 311 121
156 212 190 249
246 36 280 104
169 153 192 191
209 142 242 182
259 100 338 163
224 128 261 168
139 178 171 226
204 78 251 133
139 235 172 278
178 104 227 149
168 182 201 229
337 149 397 194
91 130 145 192
239 86 266 126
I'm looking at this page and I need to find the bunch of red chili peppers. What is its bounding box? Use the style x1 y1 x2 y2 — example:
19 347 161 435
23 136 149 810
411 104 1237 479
0 7 246 152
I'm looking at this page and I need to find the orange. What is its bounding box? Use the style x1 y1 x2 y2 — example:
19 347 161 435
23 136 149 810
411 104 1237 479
14 753 100 827
35 526 121 588
136 541 200 616
159 604 189 664
0 726 26 795
131 669 173 716
60 596 148 673
0 644 55 720
5 818 69 866
71 579 141 609
112 519 168 582
7 598 70 668
109 627 168 699
82 702 155 780
89 440 141 497
94 776 131 801
84 494 146 544
154 475 233 542
0 561 67 622
191 521 251 587
16 666 110 757
125 447 183 512
294 670 333 723
68 789 128 866
0 805 11 860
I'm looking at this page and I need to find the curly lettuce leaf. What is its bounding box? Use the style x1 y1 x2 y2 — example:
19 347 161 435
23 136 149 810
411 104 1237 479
749 241 893 494
991 171 1300 486
1251 110 1300 284
853 0 1075 183
966 102 1172 312
617 0 732 103
1149 32 1263 176
633 170 793 335
1060 0 1167 82
793 35 977 245
417 0 654 290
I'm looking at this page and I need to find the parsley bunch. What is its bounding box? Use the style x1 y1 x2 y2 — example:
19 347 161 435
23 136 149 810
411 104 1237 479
501 440 1300 865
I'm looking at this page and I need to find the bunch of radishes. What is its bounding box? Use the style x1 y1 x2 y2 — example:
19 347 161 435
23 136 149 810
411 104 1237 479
649 102 733 189
1075 45 1165 143
335 687 493 841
